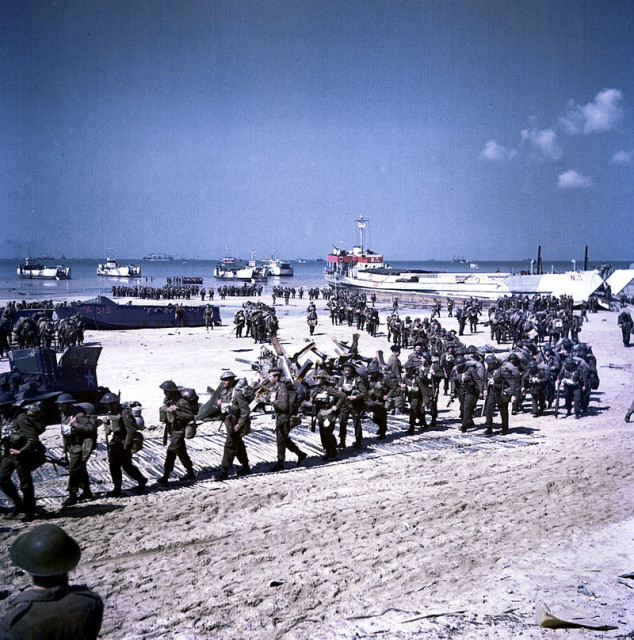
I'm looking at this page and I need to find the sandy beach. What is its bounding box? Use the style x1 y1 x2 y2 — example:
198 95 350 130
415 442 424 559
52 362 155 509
1 294 633 639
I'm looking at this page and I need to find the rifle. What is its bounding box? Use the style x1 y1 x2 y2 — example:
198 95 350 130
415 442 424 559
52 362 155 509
44 454 69 474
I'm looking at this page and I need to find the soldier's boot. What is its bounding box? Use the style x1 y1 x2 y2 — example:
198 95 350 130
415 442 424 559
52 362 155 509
180 468 196 482
215 468 229 482
236 464 251 477
337 439 346 449
135 477 148 494
297 451 307 467
156 475 170 487
354 438 362 450
269 461 284 472
484 426 493 436
79 489 93 501
62 493 78 507
106 487 122 497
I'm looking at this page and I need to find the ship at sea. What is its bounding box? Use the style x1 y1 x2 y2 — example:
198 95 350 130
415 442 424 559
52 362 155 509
142 252 174 261
213 253 268 282
97 251 142 278
324 216 634 304
17 257 71 280
267 257 294 277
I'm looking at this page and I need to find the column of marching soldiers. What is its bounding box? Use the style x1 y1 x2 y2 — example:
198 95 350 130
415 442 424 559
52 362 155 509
1 293 604 522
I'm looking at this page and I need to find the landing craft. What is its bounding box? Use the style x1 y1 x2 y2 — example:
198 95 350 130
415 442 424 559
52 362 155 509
324 216 634 304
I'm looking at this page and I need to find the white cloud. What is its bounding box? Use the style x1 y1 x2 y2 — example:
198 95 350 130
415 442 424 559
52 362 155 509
612 150 633 165
559 89 624 135
480 140 516 161
557 170 594 189
520 127 563 161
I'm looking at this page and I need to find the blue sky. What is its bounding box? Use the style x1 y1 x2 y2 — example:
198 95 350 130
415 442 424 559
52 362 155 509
2 0 633 260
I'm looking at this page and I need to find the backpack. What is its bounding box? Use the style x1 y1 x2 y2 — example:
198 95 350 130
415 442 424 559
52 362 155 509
235 378 257 403
181 388 199 414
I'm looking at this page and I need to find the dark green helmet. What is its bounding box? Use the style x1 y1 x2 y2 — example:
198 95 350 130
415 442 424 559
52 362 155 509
55 393 77 405
159 380 179 392
100 392 119 405
10 524 81 577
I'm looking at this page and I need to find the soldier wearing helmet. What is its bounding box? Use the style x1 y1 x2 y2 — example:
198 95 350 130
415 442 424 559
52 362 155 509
418 351 443 428
0 392 48 522
100 392 147 497
309 371 343 460
449 354 484 432
335 362 368 449
483 354 518 435
214 371 252 481
365 363 389 440
157 380 196 486
0 524 103 639
556 357 584 418
56 394 97 506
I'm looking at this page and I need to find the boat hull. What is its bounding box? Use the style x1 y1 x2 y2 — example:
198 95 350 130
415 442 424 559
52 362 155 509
54 296 220 330
17 265 71 279
324 269 605 304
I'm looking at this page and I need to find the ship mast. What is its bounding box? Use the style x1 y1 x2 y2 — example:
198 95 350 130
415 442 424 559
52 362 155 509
356 216 367 252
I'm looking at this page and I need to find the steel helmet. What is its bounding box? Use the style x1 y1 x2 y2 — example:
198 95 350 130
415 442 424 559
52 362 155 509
220 371 236 380
159 380 179 392
485 354 499 366
100 392 119 405
454 355 467 368
10 524 81 577
55 393 77 405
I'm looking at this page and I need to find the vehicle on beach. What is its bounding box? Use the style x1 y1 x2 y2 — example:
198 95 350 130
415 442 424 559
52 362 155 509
324 216 634 304
54 295 220 330
17 257 71 280
97 253 142 278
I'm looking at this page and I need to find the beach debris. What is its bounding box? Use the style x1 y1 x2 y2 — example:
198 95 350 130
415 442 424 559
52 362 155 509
535 602 617 630
618 571 634 579
269 580 285 587
576 584 596 599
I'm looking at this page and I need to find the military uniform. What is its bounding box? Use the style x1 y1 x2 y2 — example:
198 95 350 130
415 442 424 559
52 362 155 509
102 397 146 496
158 385 196 484
0 584 103 640
270 373 306 470
0 407 45 520
216 376 251 479
450 359 484 432
309 376 342 460
61 409 97 504
336 366 368 448
366 368 389 439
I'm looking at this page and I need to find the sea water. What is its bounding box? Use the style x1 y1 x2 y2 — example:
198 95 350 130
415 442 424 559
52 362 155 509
0 257 631 303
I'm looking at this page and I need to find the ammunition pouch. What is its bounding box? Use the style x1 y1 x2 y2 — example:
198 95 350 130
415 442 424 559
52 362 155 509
185 422 197 439
131 432 144 453
159 406 169 423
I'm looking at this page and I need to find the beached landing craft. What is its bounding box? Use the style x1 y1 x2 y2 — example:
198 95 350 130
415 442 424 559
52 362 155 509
324 216 634 304
214 253 268 281
54 296 220 330
97 254 142 278
17 257 71 280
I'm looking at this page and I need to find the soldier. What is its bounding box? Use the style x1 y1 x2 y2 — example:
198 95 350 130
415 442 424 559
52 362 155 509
450 355 484 432
157 381 196 485
56 394 97 506
0 394 47 522
504 353 524 414
204 304 214 331
309 371 342 460
336 362 368 449
557 358 584 419
402 360 424 433
234 309 246 337
618 310 633 346
215 371 252 480
100 392 147 496
483 355 517 435
366 363 389 439
447 298 454 317
307 308 318 336
387 344 403 382
269 368 307 471
0 524 103 639
523 361 548 417
419 351 443 427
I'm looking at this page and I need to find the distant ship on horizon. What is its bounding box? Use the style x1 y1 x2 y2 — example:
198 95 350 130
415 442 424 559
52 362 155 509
142 252 174 261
